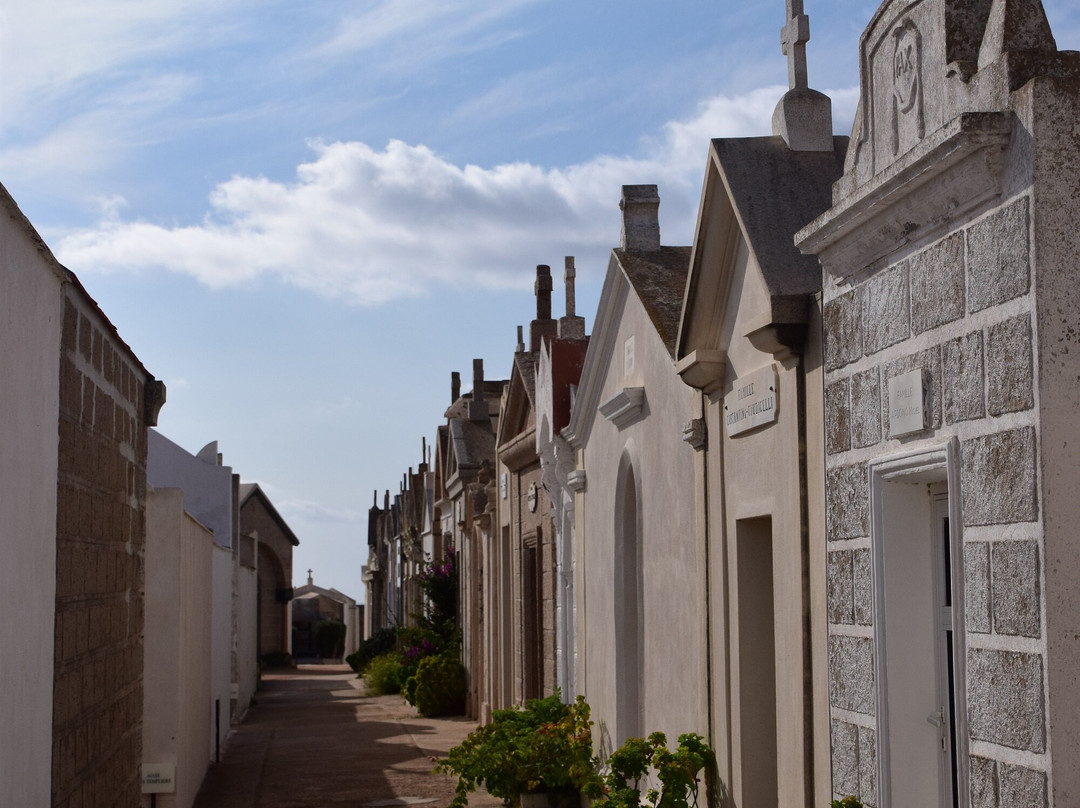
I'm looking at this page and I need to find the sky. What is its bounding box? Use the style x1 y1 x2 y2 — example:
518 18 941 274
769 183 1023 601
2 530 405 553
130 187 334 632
3 1 1078 601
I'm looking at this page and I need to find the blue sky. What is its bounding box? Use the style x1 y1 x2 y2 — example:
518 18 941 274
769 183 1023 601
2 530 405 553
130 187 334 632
3 1 1077 600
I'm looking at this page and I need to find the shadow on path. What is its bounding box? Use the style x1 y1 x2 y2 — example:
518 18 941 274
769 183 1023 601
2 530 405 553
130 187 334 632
192 665 499 808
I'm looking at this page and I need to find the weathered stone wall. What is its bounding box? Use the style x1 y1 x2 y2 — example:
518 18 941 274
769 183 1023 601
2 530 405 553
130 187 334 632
53 289 152 807
822 188 1046 804
507 461 557 701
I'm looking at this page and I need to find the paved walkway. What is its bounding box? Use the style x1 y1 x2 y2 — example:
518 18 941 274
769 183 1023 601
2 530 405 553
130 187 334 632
192 665 502 808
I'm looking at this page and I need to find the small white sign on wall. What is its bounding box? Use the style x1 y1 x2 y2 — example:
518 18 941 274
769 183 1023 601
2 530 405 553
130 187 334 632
888 368 928 437
141 763 176 794
723 364 779 437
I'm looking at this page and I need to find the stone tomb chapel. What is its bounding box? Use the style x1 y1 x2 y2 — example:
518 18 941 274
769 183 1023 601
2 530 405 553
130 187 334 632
797 0 1080 805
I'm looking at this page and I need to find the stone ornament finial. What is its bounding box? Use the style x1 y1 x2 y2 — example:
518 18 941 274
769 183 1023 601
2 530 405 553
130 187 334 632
558 256 586 340
781 0 809 90
564 257 577 318
772 0 833 151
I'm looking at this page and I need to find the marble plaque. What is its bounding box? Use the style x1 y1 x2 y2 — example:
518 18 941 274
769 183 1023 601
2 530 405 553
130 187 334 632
888 367 927 437
142 763 176 794
724 364 779 437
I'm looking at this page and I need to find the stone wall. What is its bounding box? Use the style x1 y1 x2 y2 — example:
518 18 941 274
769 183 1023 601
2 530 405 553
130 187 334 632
53 289 154 807
821 189 1047 805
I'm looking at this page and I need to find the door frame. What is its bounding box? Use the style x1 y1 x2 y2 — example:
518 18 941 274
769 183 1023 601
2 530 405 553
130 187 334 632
868 438 969 808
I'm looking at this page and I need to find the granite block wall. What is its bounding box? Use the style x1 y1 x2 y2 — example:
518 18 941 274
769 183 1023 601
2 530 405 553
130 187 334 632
822 193 1047 806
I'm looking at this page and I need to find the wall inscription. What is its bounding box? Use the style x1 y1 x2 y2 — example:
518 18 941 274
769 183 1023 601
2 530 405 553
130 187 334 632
141 763 176 794
724 364 779 437
888 367 927 437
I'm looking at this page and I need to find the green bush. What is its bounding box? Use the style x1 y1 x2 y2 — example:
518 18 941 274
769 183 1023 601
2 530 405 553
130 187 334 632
436 693 603 808
832 799 865 808
413 653 466 717
364 652 405 695
593 732 713 808
347 627 397 673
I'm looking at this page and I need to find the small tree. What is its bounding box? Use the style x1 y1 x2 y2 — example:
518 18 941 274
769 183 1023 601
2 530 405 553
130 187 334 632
315 618 347 659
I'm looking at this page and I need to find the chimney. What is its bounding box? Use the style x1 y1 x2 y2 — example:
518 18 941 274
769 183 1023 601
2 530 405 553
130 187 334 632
451 371 461 403
530 265 559 352
516 325 525 353
558 256 586 340
620 185 661 252
467 358 489 422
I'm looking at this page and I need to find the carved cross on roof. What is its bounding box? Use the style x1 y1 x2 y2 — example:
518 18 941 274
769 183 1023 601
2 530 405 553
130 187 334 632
781 0 810 90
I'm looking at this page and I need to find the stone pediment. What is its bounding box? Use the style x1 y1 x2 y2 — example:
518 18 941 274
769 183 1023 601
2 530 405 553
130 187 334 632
838 0 1072 197
799 0 1078 273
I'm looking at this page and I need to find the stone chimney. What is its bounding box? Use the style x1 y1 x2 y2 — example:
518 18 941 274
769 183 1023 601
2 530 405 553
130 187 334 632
620 186 661 252
558 256 586 339
451 371 461 403
772 0 833 151
516 325 525 353
467 358 489 422
530 265 559 352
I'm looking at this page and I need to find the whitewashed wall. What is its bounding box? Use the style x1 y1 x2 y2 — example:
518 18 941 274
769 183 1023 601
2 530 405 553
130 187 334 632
0 192 65 807
144 488 214 808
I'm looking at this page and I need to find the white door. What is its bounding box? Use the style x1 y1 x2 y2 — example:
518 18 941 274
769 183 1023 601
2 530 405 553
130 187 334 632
877 482 959 808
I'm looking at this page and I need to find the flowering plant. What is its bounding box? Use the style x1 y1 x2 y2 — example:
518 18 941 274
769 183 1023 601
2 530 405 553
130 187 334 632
416 544 457 629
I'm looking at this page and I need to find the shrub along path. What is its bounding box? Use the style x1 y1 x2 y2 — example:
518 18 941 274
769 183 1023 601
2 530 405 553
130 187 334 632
192 664 501 808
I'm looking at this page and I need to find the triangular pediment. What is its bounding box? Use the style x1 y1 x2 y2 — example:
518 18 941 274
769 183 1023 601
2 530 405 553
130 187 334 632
496 353 537 450
677 136 845 391
841 0 1067 192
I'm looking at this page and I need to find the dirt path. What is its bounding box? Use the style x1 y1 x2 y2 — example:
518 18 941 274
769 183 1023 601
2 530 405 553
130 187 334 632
192 665 501 808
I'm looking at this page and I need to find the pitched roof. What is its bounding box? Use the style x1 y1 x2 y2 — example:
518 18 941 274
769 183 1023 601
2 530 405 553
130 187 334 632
615 246 692 358
710 136 847 302
239 482 301 546
448 418 496 470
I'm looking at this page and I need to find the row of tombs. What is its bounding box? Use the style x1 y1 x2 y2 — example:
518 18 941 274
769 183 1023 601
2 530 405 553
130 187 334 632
364 0 1080 806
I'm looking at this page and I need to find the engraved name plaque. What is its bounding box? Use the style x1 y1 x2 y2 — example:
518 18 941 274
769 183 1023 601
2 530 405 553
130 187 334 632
724 364 779 437
888 368 928 437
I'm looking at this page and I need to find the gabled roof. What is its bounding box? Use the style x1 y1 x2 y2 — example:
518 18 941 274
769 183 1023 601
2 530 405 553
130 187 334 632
294 581 357 605
239 482 301 546
448 418 496 471
616 246 692 359
496 349 543 469
678 135 847 366
563 243 691 449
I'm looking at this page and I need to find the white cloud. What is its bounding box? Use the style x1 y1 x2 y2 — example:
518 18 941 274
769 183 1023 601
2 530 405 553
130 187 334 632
0 73 196 187
0 0 229 128
307 0 539 64
55 84 859 304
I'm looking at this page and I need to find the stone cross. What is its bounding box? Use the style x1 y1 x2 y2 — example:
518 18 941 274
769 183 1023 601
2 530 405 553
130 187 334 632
780 0 810 90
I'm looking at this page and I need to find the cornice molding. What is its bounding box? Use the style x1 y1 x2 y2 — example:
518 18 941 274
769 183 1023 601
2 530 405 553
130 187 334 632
598 387 646 430
797 112 1013 277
